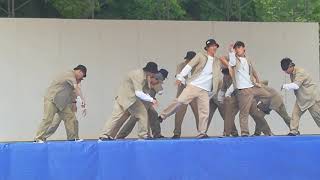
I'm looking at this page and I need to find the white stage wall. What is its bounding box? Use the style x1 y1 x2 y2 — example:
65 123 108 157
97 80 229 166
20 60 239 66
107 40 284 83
0 19 318 141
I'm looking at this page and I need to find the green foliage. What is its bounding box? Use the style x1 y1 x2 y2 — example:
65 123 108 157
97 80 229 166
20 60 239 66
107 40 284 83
1 0 320 22
49 0 100 18
96 0 185 20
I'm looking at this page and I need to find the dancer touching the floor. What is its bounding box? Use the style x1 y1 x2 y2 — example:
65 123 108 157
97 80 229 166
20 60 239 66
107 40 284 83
116 69 168 139
253 80 291 136
99 62 159 140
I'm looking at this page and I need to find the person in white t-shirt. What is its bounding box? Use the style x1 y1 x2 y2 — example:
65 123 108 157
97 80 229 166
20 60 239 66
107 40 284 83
220 41 271 136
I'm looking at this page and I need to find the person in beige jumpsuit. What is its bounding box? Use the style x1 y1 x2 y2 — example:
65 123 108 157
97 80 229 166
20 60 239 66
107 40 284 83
34 65 87 142
116 69 168 139
172 51 200 139
254 80 291 135
281 58 320 136
99 62 159 140
159 39 222 139
42 80 86 140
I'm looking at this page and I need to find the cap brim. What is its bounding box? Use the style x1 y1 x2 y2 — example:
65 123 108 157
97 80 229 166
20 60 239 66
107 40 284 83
205 43 219 50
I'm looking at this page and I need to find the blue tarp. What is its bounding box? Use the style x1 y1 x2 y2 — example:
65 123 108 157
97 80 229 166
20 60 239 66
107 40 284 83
0 136 320 180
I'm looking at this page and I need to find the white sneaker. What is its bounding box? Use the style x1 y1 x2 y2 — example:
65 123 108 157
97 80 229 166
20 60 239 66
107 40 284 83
75 139 84 142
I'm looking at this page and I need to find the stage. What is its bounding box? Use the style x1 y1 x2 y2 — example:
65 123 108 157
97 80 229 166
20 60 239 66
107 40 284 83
0 136 319 180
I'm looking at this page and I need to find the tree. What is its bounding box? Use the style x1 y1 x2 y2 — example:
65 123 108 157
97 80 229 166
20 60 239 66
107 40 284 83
96 0 186 20
50 0 100 18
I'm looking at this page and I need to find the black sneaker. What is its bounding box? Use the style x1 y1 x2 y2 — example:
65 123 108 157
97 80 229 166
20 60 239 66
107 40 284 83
241 135 249 137
153 135 165 139
172 135 180 139
287 132 297 136
252 133 261 137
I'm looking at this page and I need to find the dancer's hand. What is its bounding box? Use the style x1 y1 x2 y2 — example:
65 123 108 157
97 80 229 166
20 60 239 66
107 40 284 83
82 108 87 117
175 80 182 86
152 99 158 108
229 43 235 53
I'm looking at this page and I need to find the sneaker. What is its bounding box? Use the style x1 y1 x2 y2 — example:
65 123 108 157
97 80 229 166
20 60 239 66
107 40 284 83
287 132 298 136
98 136 114 142
252 133 261 137
231 133 239 137
34 139 45 143
153 135 165 139
241 135 249 137
137 137 153 140
196 134 209 139
171 135 180 139
68 138 84 142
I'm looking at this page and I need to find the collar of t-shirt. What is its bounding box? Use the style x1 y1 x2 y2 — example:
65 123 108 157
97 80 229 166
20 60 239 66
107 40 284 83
238 56 247 63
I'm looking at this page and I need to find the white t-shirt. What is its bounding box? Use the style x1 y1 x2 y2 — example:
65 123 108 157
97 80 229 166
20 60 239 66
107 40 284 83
190 55 214 91
229 52 254 89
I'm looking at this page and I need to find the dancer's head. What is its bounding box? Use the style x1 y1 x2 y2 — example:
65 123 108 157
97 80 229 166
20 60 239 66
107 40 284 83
233 41 245 57
281 58 295 74
204 39 219 56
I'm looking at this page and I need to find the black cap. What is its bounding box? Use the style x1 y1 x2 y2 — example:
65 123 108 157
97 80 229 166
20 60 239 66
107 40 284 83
233 41 245 49
281 58 294 71
143 62 158 74
204 39 219 50
221 68 229 75
74 65 87 77
184 51 196 60
159 69 168 80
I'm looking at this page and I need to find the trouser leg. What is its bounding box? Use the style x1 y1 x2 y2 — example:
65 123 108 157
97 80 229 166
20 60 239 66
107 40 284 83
148 107 161 137
116 116 137 139
290 102 305 134
100 100 131 139
275 103 291 129
35 99 59 141
130 100 150 139
43 114 62 140
237 89 254 136
196 90 210 135
207 99 218 131
224 96 239 136
59 104 77 140
308 102 320 129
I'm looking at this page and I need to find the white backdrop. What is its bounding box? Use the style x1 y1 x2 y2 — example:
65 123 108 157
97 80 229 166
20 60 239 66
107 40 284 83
0 19 318 141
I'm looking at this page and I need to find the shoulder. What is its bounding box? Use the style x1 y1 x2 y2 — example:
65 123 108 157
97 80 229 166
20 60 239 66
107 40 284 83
295 67 305 73
60 70 76 80
127 69 145 80
177 61 186 68
196 52 207 59
129 69 143 76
